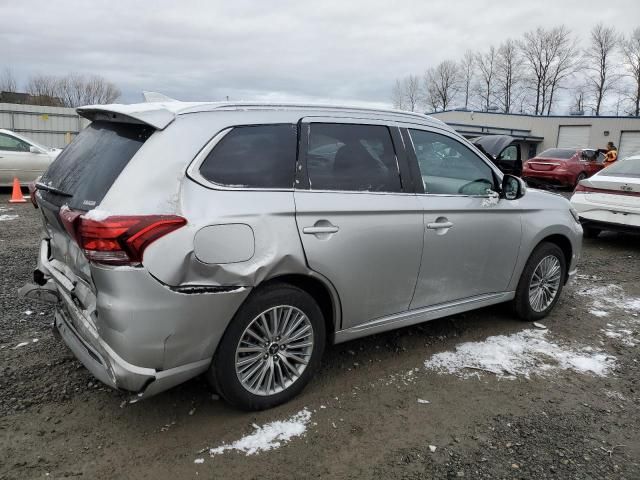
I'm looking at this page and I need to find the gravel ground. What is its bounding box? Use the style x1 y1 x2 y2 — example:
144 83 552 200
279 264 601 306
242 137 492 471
1 192 639 479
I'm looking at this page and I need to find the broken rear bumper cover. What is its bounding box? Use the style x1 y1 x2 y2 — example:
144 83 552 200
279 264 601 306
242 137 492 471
54 306 211 397
22 239 250 399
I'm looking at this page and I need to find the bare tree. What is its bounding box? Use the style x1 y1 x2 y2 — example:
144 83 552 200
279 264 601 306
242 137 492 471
26 74 61 106
459 50 475 109
0 67 17 92
397 74 422 112
56 74 120 107
495 39 522 113
391 79 407 110
544 27 580 115
621 27 640 116
475 46 498 111
519 26 579 115
26 73 120 107
424 60 461 111
584 23 620 115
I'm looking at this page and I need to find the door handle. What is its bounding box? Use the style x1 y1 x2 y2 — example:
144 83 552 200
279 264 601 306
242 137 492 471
426 221 453 230
303 225 340 234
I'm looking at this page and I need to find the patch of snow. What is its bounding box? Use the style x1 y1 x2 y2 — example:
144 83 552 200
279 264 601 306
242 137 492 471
82 209 111 221
424 329 614 379
194 458 204 464
13 342 29 349
24 310 33 316
428 445 437 452
590 309 609 317
0 214 19 221
602 328 636 346
417 399 430 404
209 409 311 456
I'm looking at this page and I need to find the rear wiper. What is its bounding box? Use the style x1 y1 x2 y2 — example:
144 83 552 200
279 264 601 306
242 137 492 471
35 181 72 197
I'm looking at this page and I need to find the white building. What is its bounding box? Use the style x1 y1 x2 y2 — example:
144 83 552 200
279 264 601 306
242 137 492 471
0 103 89 148
432 110 640 160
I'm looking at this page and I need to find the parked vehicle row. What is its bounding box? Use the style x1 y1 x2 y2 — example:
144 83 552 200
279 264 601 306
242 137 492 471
0 129 61 186
523 147 606 188
21 102 582 410
570 154 640 237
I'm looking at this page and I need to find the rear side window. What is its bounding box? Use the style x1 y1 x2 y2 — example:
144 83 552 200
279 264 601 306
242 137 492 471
199 124 297 188
41 121 153 210
0 133 30 152
306 123 402 192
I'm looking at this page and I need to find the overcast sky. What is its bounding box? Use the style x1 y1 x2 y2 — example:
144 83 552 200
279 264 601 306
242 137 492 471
2 0 639 112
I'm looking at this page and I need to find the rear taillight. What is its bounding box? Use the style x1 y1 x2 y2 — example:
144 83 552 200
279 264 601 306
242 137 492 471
59 210 186 266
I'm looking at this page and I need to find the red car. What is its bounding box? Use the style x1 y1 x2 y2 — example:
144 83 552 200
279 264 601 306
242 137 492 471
522 148 606 188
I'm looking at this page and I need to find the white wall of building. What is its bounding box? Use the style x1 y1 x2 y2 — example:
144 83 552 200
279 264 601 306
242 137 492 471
433 111 640 160
0 103 90 148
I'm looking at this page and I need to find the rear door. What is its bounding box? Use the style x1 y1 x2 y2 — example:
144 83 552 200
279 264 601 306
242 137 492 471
294 118 423 329
403 127 522 308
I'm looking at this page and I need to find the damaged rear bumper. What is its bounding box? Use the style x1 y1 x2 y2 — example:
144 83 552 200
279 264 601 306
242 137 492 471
21 239 248 399
54 306 210 397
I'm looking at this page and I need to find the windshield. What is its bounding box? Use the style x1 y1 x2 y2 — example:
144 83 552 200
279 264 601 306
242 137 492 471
537 148 576 160
598 158 640 177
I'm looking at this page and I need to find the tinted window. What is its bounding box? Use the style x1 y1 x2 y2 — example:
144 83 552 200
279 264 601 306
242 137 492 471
200 124 297 188
538 148 576 159
409 129 495 195
0 133 30 152
306 123 401 192
41 121 153 210
599 158 640 177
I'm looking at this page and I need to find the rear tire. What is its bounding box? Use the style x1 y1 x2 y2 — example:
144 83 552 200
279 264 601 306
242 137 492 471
208 283 325 411
513 242 566 321
575 172 587 187
583 226 601 238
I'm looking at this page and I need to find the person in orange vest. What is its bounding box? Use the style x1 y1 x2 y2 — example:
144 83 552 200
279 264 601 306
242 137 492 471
601 141 618 167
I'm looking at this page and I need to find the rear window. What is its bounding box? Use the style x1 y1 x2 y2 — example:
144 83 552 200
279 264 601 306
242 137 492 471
598 158 640 177
199 124 297 188
538 148 576 159
40 121 153 210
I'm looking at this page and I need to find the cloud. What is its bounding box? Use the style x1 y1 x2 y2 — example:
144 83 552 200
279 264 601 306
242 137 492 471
2 0 638 110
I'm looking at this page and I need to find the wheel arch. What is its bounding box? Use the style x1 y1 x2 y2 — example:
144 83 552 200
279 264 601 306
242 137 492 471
259 273 341 344
535 234 573 284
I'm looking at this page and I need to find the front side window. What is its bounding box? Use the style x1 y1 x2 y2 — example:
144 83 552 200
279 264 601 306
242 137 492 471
199 124 297 188
0 133 30 152
306 123 401 192
409 129 495 196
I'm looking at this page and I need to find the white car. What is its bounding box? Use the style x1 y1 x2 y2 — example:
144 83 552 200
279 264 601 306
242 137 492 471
0 129 62 186
570 154 640 238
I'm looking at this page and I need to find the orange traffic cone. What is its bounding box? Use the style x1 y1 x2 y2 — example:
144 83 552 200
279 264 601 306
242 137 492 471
9 177 27 203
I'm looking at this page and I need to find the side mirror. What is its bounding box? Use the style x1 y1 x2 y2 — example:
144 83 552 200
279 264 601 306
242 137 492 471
29 146 43 154
501 174 526 200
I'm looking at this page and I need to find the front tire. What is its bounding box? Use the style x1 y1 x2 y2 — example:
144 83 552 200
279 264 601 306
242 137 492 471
513 242 566 321
209 283 325 411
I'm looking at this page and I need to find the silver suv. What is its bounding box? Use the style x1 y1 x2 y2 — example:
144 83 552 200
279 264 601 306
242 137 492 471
22 102 582 410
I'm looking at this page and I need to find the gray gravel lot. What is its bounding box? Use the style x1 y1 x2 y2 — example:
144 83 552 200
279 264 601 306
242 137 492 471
1 192 639 480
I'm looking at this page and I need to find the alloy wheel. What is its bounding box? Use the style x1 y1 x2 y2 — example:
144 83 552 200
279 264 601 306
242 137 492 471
235 305 314 396
528 255 562 312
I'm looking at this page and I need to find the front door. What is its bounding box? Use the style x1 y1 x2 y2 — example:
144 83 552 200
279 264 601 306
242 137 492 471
403 127 522 308
294 119 423 329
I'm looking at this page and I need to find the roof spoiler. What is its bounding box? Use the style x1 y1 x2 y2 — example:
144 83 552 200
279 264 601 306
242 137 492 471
76 101 177 130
